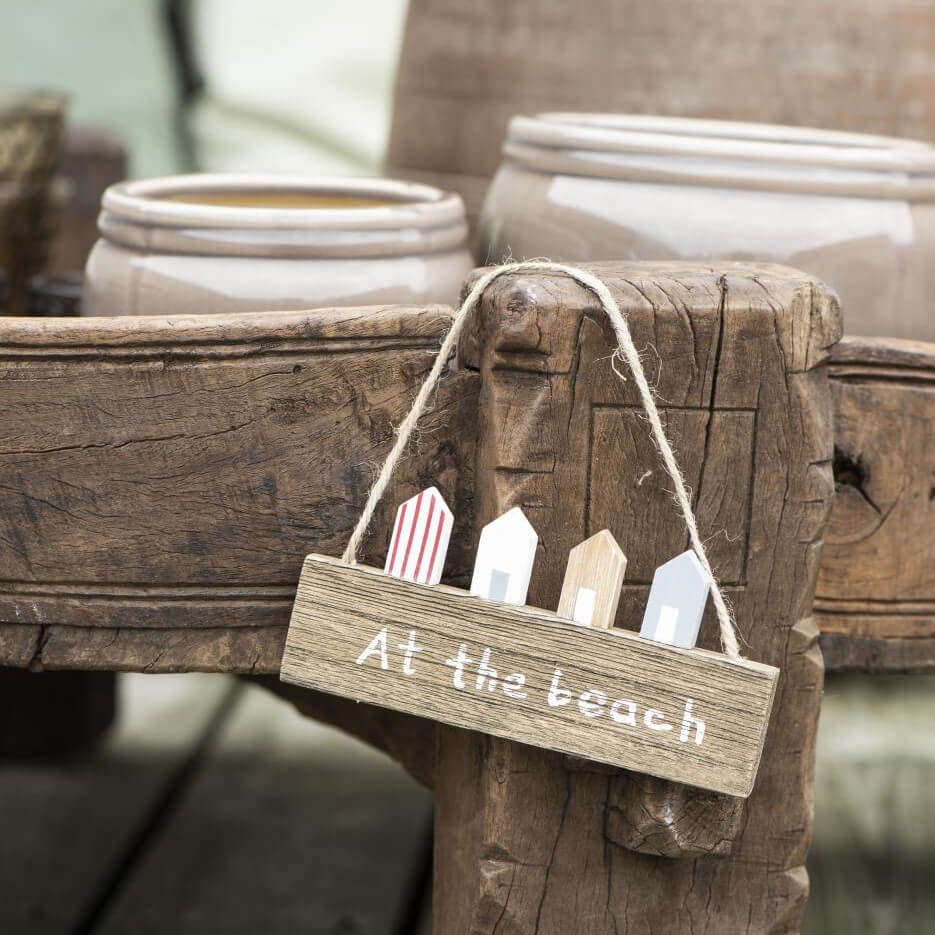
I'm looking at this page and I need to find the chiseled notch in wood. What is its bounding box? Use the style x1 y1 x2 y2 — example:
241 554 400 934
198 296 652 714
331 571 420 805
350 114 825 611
469 507 538 605
384 486 454 586
557 530 627 628
640 550 711 649
281 555 780 797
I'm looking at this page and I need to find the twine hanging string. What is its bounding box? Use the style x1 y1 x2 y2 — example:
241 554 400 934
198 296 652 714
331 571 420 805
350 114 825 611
340 262 743 662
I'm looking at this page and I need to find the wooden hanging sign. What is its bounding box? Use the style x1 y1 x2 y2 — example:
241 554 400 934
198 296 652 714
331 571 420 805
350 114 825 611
281 553 778 797
281 263 783 800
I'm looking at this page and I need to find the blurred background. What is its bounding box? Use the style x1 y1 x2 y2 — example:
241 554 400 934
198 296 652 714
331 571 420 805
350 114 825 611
0 0 409 179
1 2 934 933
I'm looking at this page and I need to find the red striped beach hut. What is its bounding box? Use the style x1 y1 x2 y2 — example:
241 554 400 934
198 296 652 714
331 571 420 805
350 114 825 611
384 486 454 586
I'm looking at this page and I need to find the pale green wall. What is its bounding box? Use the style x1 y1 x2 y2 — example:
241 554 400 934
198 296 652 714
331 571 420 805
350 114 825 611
0 0 410 179
0 0 184 177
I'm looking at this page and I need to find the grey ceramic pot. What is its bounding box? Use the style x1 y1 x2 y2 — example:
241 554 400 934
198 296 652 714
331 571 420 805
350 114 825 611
478 114 935 339
84 174 473 316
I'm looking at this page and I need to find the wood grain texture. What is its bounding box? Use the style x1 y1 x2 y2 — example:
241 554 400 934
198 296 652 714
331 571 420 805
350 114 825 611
818 335 935 673
819 634 935 675
0 305 477 677
282 555 778 797
2 300 926 685
0 303 477 787
389 0 935 210
557 530 626 629
434 262 840 932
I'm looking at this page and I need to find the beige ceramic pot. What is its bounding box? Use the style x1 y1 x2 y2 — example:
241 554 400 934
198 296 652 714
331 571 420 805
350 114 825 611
84 174 472 316
389 0 935 229
478 114 935 339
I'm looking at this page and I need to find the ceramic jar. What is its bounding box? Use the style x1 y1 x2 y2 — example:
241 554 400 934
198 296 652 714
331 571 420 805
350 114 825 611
390 0 935 231
84 175 473 316
478 114 935 339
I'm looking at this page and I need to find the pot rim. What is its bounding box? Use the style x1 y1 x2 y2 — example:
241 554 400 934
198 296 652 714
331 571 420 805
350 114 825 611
504 113 935 197
103 174 465 230
99 174 469 257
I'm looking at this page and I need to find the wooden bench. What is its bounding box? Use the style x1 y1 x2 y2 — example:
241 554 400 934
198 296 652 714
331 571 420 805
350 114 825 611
1 263 932 932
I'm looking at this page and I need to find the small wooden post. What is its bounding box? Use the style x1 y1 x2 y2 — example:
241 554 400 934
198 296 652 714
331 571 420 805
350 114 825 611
640 550 711 649
469 507 538 605
557 530 627 628
384 486 453 586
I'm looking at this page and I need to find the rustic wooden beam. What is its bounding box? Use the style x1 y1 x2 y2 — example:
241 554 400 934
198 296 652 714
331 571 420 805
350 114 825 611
0 305 477 783
434 262 840 932
0 305 477 671
818 335 935 673
1 305 929 685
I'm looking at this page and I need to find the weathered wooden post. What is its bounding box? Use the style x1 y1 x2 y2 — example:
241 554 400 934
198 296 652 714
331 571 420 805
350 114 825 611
435 262 840 932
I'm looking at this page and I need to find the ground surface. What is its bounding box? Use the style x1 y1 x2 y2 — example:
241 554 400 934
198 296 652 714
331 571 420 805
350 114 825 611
0 675 431 935
0 673 931 934
804 674 935 934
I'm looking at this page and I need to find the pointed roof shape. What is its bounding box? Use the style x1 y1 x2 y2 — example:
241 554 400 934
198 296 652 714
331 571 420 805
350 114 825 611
483 506 536 538
470 507 539 605
640 549 712 648
568 529 625 563
410 485 452 518
558 530 627 628
654 549 710 588
385 486 454 585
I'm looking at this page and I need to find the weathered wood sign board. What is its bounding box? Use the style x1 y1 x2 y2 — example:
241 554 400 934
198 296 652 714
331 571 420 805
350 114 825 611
281 555 779 797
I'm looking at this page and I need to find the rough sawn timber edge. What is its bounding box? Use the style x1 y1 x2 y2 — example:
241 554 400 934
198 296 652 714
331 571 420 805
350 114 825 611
0 304 928 677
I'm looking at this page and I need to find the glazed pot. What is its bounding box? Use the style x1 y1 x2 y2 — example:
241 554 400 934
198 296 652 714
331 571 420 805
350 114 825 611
389 0 935 228
83 175 473 316
478 114 935 339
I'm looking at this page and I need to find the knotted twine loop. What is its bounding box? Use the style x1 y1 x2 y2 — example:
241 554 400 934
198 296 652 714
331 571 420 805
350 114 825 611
340 262 743 662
